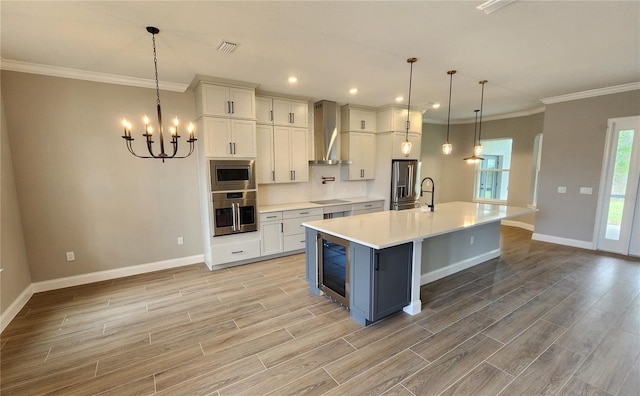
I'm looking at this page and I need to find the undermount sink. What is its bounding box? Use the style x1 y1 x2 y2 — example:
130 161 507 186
310 199 350 205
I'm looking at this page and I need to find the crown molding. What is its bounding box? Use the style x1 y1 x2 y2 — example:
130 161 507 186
541 82 640 104
0 59 189 92
425 106 546 125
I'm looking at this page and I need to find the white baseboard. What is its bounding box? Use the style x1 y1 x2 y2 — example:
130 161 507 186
420 249 501 285
501 219 535 232
1 284 34 333
31 254 204 293
531 233 594 250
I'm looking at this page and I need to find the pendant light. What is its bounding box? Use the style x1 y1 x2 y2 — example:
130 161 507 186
121 26 196 163
400 57 417 157
474 80 488 156
442 70 456 155
464 109 484 163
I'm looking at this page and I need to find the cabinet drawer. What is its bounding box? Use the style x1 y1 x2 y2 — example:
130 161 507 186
283 207 323 219
260 212 283 222
352 201 384 212
212 239 261 265
284 234 307 251
283 215 322 236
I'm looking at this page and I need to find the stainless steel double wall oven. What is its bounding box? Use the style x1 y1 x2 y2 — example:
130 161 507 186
210 160 258 236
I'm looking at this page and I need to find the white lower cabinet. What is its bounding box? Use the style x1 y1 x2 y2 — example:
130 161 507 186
260 212 283 255
350 200 384 216
211 232 261 266
282 208 323 251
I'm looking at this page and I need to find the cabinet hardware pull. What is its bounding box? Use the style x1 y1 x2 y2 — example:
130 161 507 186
227 101 231 114
292 113 295 124
233 142 236 154
267 215 277 218
270 110 273 121
229 142 233 154
365 204 372 207
272 170 275 181
281 223 283 233
300 211 309 214
231 250 244 254
361 120 365 129
231 101 235 114
293 170 296 180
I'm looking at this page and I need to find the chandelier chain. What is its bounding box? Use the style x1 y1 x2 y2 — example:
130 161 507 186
152 32 161 106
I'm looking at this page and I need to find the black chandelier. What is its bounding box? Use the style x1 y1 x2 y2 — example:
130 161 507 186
121 26 196 163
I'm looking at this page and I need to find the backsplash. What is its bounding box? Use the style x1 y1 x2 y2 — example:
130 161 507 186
258 166 368 206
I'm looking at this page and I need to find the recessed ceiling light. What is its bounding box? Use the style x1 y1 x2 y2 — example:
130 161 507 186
288 76 298 84
432 103 441 109
477 0 516 14
395 96 404 102
349 88 358 94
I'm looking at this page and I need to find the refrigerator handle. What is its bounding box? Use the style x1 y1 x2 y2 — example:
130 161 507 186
408 164 413 197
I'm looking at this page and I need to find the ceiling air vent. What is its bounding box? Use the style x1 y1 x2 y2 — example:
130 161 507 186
216 40 238 54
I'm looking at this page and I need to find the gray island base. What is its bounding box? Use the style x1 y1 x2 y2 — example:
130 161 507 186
303 201 536 325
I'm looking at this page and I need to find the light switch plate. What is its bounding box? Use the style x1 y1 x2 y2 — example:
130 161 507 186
580 187 593 195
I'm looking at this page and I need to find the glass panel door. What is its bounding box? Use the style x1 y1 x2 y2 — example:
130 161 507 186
598 116 640 254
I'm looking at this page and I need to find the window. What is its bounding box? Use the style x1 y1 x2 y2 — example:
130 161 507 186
529 133 543 207
474 138 512 202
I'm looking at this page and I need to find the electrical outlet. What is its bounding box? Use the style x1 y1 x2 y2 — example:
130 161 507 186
470 236 475 245
177 237 184 245
557 186 567 194
66 251 75 261
580 187 593 195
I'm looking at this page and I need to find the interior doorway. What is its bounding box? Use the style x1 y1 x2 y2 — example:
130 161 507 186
596 115 640 256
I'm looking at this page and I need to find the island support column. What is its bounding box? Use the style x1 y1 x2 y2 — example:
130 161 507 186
403 238 423 315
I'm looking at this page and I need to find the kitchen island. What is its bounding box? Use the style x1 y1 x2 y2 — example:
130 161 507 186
303 201 536 325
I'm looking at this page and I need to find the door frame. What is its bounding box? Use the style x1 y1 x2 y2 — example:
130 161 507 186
593 115 640 254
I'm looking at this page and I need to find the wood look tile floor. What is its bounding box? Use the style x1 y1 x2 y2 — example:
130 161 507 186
2 226 639 395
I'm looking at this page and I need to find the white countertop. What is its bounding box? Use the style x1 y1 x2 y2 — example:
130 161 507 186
259 196 385 213
303 201 536 249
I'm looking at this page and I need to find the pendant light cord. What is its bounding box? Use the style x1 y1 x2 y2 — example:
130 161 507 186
152 32 161 107
446 71 455 142
478 80 487 143
406 58 417 139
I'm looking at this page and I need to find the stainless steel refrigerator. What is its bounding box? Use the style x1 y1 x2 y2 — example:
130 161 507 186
390 159 421 210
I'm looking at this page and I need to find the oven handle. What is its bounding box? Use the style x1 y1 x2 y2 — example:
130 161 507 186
231 202 237 231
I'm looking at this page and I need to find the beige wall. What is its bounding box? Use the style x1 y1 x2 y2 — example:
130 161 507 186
424 113 543 225
535 89 640 242
1 93 33 314
419 122 446 206
1 71 203 282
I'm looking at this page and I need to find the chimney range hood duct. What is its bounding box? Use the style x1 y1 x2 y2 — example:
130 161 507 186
309 100 351 165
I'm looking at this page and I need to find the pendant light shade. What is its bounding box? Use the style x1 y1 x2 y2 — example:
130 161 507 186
401 57 417 157
464 109 484 163
442 70 456 155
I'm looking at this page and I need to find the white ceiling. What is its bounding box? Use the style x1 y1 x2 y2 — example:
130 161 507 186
2 1 639 122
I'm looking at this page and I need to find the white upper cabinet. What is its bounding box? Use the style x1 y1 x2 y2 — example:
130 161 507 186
377 107 422 134
195 83 255 119
256 124 275 184
341 105 377 133
257 125 309 184
342 132 376 180
255 96 273 124
272 98 309 127
200 117 256 158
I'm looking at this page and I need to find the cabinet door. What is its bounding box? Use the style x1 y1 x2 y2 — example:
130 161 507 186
229 88 255 119
290 101 308 127
231 120 256 158
202 117 231 158
273 126 292 183
256 125 274 184
361 110 377 132
348 132 364 179
260 221 283 255
348 109 363 131
289 128 309 182
200 84 230 117
372 243 412 322
360 132 376 179
255 97 273 124
409 110 422 133
272 99 292 125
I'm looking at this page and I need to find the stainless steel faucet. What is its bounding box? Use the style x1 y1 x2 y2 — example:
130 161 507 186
420 177 435 212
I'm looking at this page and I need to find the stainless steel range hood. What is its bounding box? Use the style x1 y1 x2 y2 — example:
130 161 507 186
309 100 351 165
